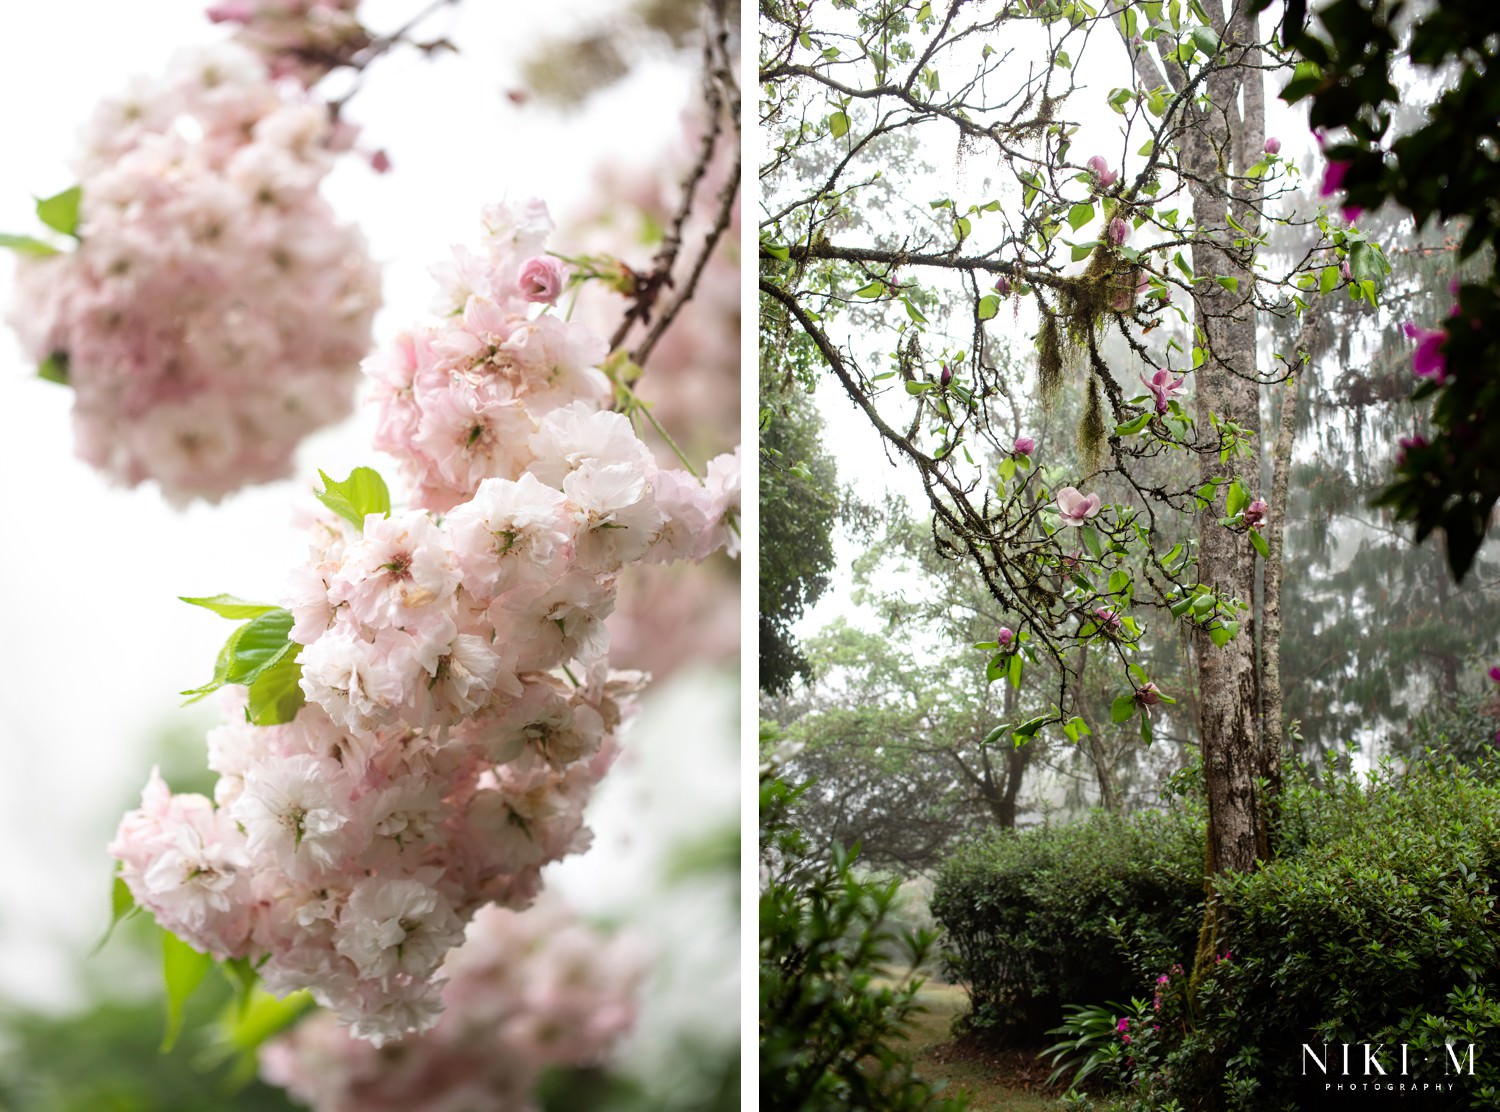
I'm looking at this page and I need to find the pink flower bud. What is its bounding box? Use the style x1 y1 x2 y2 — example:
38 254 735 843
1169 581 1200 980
940 363 953 388
1107 216 1129 246
518 256 567 305
1135 682 1163 707
1489 666 1500 684
1095 607 1123 634
1244 498 1269 530
998 627 1015 648
1012 436 1035 457
1264 137 1281 155
1087 156 1119 189
994 275 1012 297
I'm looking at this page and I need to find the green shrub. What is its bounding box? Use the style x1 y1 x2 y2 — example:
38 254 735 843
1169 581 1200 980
760 773 966 1112
931 805 1205 1040
1104 761 1500 1110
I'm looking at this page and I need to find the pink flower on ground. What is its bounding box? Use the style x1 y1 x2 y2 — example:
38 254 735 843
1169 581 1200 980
1012 436 1036 457
1243 499 1269 530
1055 487 1101 525
1087 156 1119 188
1140 368 1186 414
1402 321 1449 383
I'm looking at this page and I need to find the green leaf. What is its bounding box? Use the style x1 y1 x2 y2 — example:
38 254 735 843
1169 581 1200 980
1115 412 1152 436
1065 715 1091 740
161 931 213 1053
986 653 1006 684
1107 569 1130 595
35 186 82 237
1250 529 1270 558
1140 712 1154 744
829 111 850 139
1012 714 1050 744
1189 26 1219 54
1070 241 1097 262
1110 695 1136 723
1225 479 1248 519
1080 525 1104 560
316 467 391 530
762 239 790 261
92 874 140 957
37 353 69 385
180 594 280 620
853 280 886 298
1320 264 1340 295
1215 275 1239 292
1007 652 1024 690
905 380 933 395
0 232 61 256
245 654 305 726
1067 202 1095 231
902 297 928 323
954 215 972 240
1209 624 1234 648
978 294 1000 320
225 609 296 684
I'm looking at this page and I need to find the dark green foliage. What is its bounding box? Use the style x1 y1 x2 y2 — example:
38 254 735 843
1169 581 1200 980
931 806 1205 1040
760 773 966 1112
1268 0 1500 578
1391 691 1500 769
759 387 840 693
1077 762 1500 1110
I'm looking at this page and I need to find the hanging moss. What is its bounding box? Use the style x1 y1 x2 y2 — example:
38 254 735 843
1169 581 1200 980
1038 310 1064 404
1078 373 1107 473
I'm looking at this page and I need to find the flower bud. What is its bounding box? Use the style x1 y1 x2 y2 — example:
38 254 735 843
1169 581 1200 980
1264 137 1281 155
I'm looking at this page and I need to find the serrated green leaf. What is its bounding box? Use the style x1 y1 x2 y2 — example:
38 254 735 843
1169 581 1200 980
829 111 849 139
245 654 305 726
35 186 82 238
161 931 213 1052
226 609 296 684
1111 695 1136 723
316 467 391 530
0 232 61 256
180 594 280 620
1067 202 1095 231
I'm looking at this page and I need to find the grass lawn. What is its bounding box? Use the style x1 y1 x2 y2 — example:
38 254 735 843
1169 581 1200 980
901 981 1067 1112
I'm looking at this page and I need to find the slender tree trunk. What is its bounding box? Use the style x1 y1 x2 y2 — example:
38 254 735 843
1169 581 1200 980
1184 5 1267 876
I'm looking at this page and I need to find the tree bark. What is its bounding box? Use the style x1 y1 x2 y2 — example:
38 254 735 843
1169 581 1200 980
1184 2 1267 875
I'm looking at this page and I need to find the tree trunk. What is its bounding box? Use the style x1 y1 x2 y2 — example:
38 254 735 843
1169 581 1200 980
1184 3 1268 876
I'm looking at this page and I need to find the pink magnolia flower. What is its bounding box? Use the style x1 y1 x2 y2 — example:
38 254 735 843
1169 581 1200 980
1135 682 1163 707
1095 607 1123 635
998 627 1015 649
1055 487 1101 525
940 363 953 387
1488 666 1500 684
1012 436 1036 457
1087 155 1119 188
994 275 1012 297
1243 499 1269 530
1107 216 1130 246
1140 367 1186 414
1319 158 1363 221
1264 137 1281 155
1402 320 1449 383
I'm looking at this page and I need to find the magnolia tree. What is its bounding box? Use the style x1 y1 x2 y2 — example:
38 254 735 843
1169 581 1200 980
4 0 740 1105
760 0 1388 917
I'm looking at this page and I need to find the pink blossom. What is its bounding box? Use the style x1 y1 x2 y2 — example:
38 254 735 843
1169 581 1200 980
1107 216 1129 246
940 363 953 388
998 626 1015 648
1012 436 1036 457
1140 367 1186 414
1243 499 1269 530
1488 666 1500 684
1264 137 1281 155
517 255 567 305
1087 156 1119 188
994 275 1012 297
1403 321 1449 383
1135 682 1163 707
1055 487 1102 525
1095 607 1123 635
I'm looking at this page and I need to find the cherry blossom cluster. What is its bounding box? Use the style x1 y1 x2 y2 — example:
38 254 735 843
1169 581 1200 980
6 43 379 504
258 898 644 1112
367 199 740 549
110 206 737 1044
208 0 369 86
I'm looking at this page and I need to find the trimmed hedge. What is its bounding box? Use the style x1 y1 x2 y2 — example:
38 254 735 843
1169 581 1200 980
931 804 1205 1039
